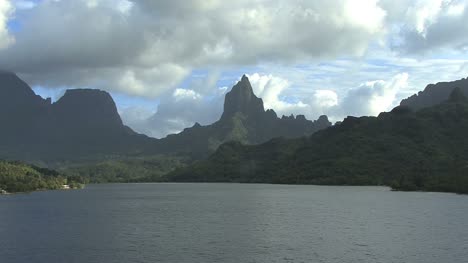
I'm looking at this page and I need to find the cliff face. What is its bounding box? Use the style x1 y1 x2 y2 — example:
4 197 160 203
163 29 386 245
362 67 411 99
0 72 51 144
0 71 45 105
400 77 468 110
52 89 133 138
219 75 331 142
221 75 265 120
0 71 50 120
0 72 147 161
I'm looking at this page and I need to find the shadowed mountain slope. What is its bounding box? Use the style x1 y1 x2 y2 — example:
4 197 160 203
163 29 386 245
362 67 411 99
168 88 468 194
400 77 468 110
0 71 151 161
0 72 330 163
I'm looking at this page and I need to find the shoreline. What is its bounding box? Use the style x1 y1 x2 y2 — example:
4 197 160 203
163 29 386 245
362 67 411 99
84 181 467 195
0 185 85 195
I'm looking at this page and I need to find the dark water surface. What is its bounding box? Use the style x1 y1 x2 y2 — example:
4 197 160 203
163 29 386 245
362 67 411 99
1 183 468 263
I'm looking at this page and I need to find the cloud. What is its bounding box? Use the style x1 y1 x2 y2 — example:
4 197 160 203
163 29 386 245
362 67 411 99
338 73 409 117
120 74 227 138
314 90 339 108
249 72 409 122
248 73 311 117
388 0 468 53
173 88 202 102
0 0 14 49
118 71 423 138
2 0 467 139
3 0 145 71
115 64 189 97
0 0 387 97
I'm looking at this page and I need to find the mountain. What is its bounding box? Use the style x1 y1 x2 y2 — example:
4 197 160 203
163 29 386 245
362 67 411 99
154 75 331 156
0 71 50 141
0 71 151 161
0 72 329 172
167 88 468 194
61 75 331 182
400 76 468 110
222 75 265 120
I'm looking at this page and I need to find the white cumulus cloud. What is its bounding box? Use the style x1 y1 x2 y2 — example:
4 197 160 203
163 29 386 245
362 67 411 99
0 0 14 49
388 0 468 53
338 73 409 117
248 72 409 122
0 0 387 97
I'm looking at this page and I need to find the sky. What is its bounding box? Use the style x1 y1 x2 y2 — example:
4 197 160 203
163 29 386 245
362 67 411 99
1 0 468 138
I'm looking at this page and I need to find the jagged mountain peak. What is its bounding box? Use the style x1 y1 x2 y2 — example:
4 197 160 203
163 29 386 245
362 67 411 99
0 72 332 161
0 71 34 94
316 115 330 124
221 75 265 120
0 71 47 108
240 74 249 83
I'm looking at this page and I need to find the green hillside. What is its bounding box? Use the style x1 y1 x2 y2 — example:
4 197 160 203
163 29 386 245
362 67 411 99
168 88 468 194
0 161 87 193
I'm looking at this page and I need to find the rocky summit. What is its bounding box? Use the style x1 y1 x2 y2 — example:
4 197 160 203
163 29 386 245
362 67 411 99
221 75 265 120
157 75 331 156
0 72 330 162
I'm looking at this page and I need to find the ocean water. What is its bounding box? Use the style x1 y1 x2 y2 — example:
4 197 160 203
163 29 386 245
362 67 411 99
1 183 467 263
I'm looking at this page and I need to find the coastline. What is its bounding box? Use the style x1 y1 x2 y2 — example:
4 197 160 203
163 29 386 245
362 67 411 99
0 184 85 195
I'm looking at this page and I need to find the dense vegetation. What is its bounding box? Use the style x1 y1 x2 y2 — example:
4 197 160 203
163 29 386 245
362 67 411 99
167 88 468 194
62 155 190 183
0 161 87 193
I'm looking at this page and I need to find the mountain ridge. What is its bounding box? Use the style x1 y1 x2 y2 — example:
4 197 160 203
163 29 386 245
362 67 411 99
400 76 468 110
167 88 468 194
155 75 331 156
0 72 330 163
0 72 151 161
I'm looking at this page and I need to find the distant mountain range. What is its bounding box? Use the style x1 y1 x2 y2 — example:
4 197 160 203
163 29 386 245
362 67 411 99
0 72 330 163
4 70 468 193
168 88 468 194
156 75 331 156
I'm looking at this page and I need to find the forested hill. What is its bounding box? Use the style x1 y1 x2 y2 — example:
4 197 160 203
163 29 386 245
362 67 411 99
0 161 87 193
167 88 468 194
